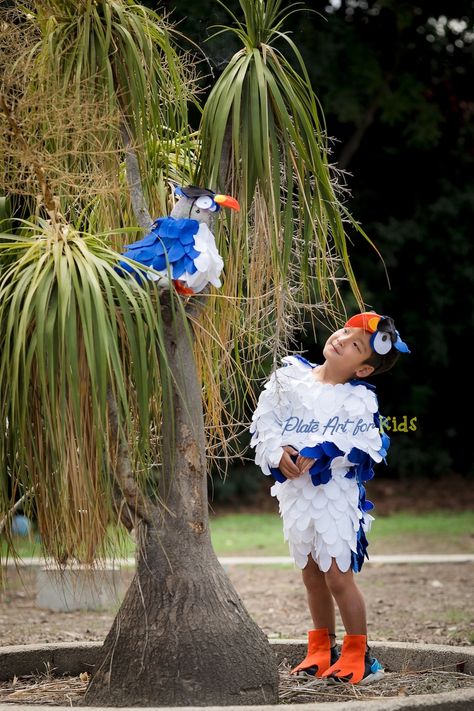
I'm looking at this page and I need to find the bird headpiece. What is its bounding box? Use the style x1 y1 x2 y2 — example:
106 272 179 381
174 185 239 210
344 312 410 355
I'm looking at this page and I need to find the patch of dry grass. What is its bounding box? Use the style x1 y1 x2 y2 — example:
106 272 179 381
0 667 88 705
0 662 473 705
278 661 474 704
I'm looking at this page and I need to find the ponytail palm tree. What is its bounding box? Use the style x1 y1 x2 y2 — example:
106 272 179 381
196 0 371 460
1 0 372 706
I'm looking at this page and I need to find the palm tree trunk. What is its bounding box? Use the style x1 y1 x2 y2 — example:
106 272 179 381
84 306 279 706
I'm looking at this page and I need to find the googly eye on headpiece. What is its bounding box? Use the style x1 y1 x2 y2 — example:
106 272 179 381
175 185 220 212
174 185 240 213
344 312 410 355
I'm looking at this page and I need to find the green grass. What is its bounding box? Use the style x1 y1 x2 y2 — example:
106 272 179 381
369 510 474 554
210 513 287 556
2 510 473 559
0 537 43 559
0 528 136 561
209 511 474 556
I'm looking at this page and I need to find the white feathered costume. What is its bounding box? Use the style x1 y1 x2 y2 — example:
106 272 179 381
250 355 389 573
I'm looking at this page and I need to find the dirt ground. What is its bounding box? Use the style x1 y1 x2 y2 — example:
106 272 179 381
1 557 473 706
1 561 473 648
1 475 473 705
1 474 473 649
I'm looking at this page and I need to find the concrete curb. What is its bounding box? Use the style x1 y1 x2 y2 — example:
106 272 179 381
5 554 474 568
1 690 474 711
0 640 473 710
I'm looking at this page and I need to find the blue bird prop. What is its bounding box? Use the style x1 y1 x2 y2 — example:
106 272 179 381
119 186 240 295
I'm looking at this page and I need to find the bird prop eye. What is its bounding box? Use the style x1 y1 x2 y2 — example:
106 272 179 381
195 195 214 210
371 331 392 355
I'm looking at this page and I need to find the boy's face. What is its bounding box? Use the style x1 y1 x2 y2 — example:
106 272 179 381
323 326 375 379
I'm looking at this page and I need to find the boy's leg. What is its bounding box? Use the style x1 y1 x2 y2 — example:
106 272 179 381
323 560 366 634
302 555 336 632
321 560 384 685
291 556 338 677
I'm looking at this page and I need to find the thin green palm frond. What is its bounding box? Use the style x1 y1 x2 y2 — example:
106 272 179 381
195 0 372 464
0 218 171 564
200 9 361 303
29 0 192 139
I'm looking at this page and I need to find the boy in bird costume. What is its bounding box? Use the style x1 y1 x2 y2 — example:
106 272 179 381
250 312 410 685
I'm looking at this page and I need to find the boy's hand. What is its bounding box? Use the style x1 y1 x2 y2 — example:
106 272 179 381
296 454 316 475
279 446 303 478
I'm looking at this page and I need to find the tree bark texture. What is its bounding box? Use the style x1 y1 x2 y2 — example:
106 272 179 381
84 309 279 706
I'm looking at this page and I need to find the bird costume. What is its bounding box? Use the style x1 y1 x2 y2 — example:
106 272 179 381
119 186 240 294
250 312 410 685
250 354 384 573
250 313 410 574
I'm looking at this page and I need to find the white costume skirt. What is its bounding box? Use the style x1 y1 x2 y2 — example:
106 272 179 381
271 468 374 573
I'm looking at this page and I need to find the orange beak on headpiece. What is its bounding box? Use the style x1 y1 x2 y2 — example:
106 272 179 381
344 312 382 334
214 194 240 211
345 311 410 356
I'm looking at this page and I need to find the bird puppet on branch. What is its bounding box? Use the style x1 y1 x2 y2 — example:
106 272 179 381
119 185 240 295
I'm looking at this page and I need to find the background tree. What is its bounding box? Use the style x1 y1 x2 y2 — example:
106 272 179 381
301 0 474 479
0 0 372 705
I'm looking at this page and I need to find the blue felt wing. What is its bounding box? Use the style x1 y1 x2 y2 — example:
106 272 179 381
124 231 159 251
119 217 201 279
166 241 186 261
299 442 344 487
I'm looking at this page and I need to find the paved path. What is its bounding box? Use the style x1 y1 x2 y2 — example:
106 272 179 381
5 553 474 568
220 553 474 565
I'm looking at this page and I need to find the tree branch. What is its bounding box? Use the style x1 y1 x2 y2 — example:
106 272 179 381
107 388 157 527
121 124 153 230
338 97 380 170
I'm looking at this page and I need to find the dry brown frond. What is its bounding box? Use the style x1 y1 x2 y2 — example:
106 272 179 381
0 6 132 230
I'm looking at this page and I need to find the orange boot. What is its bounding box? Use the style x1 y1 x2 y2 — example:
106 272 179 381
290 628 338 678
321 634 384 685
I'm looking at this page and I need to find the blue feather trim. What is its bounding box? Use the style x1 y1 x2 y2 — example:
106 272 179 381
351 515 370 573
118 216 203 281
172 256 187 278
184 255 197 273
269 467 288 483
299 442 344 487
152 254 168 271
124 232 159 250
348 377 377 392
291 355 317 368
166 241 186 261
153 216 199 241
184 245 200 259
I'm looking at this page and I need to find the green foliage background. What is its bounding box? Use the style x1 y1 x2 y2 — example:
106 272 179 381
150 0 474 480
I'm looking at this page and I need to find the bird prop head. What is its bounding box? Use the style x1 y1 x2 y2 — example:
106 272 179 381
171 185 240 225
344 312 410 355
